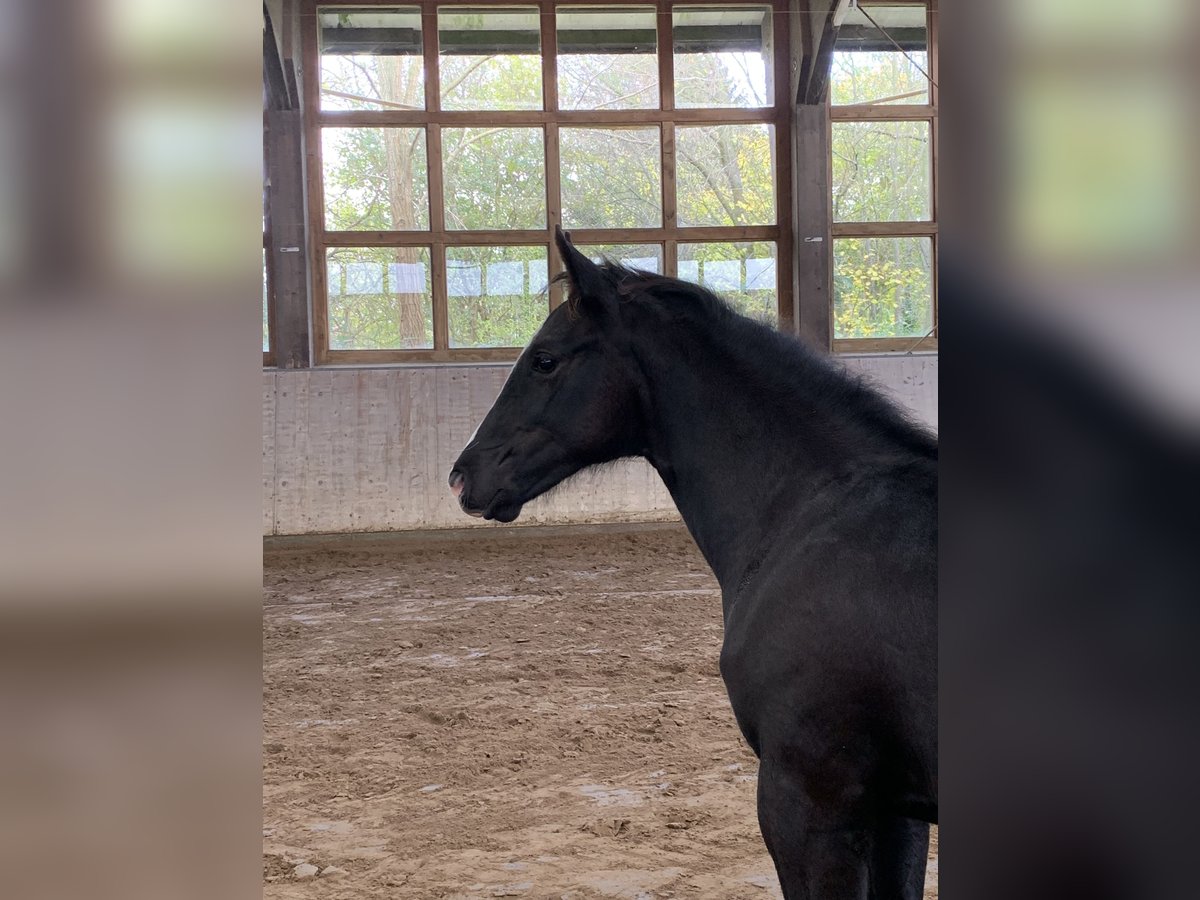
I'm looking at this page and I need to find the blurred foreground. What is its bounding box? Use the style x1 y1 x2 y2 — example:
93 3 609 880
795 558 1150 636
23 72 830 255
0 1 1196 898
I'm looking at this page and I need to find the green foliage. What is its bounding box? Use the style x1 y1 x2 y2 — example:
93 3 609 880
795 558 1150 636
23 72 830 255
561 127 661 229
833 238 932 339
674 47 769 109
447 246 549 348
831 50 929 106
832 121 930 223
441 53 542 111
828 49 934 338
443 127 546 230
677 124 775 227
323 127 429 231
327 246 434 350
559 52 658 110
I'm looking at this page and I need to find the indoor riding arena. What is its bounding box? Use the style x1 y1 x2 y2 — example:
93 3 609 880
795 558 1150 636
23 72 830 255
264 2 940 897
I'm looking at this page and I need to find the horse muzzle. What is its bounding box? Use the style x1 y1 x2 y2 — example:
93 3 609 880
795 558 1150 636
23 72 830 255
447 466 525 522
447 468 485 517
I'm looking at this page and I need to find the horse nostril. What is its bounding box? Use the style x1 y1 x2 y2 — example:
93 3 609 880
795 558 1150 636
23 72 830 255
448 469 465 498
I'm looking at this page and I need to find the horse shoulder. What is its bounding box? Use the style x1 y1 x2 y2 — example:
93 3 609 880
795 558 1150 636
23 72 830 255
719 459 937 743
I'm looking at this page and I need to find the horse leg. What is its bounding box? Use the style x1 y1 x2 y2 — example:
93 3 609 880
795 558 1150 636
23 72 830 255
756 758 872 900
870 816 929 900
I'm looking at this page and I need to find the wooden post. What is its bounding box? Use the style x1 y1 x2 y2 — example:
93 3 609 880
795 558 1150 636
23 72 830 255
266 108 311 368
788 0 840 351
792 103 832 351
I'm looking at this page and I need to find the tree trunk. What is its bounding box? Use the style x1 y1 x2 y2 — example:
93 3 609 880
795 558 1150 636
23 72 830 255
379 55 428 346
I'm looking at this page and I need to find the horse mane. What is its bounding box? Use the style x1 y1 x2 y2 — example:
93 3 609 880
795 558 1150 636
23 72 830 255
574 260 937 460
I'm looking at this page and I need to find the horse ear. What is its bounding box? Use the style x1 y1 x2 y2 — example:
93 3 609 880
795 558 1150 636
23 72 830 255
555 226 614 314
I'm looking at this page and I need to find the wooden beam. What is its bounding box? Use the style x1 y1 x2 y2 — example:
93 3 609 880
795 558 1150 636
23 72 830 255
832 222 937 237
263 5 293 110
542 1 565 305
322 225 781 246
792 103 832 351
772 4 794 331
806 11 838 105
326 347 535 365
830 104 934 121
266 108 311 367
793 0 840 106
316 108 779 127
833 336 938 354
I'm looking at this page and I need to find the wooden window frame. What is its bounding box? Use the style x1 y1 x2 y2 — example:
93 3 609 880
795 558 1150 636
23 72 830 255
829 0 937 354
303 0 793 365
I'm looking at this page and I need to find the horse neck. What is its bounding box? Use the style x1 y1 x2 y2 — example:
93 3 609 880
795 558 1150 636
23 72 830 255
628 311 883 591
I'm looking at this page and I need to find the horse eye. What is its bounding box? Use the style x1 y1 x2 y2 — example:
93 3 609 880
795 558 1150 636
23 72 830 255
532 352 557 374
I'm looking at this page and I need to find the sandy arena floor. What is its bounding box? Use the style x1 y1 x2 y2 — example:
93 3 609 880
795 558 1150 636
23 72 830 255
264 524 937 898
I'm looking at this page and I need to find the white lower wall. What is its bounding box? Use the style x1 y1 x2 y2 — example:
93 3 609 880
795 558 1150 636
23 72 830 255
262 354 937 535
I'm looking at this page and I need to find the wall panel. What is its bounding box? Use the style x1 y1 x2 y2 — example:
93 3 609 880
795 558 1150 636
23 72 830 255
264 356 937 535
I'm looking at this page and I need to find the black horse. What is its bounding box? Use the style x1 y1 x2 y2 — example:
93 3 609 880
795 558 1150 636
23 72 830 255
450 228 937 898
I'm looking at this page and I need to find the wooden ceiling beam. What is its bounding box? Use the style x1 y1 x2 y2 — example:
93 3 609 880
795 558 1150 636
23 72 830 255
793 0 841 106
264 1 298 111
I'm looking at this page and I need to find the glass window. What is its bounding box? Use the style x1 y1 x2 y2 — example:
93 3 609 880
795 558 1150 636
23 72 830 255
831 4 929 106
677 242 777 321
673 6 773 109
832 121 931 223
327 246 434 349
319 8 425 111
322 127 430 231
262 247 270 353
833 237 933 339
557 7 658 110
307 2 795 358
578 243 663 273
676 124 775 226
442 128 546 230
560 127 662 229
439 8 543 111
447 246 550 348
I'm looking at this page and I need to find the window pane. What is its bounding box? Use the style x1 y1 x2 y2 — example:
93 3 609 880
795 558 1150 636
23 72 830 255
673 6 773 109
677 242 777 322
326 247 434 349
832 121 931 223
676 124 775 226
557 7 658 110
439 8 542 111
319 8 425 111
322 127 429 231
448 246 550 348
833 237 932 339
560 127 662 228
577 243 663 273
442 128 546 230
262 248 270 353
832 5 929 106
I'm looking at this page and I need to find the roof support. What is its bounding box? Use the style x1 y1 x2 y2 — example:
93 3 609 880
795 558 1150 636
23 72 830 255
264 1 299 111
266 109 312 367
788 1 840 351
793 0 841 106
